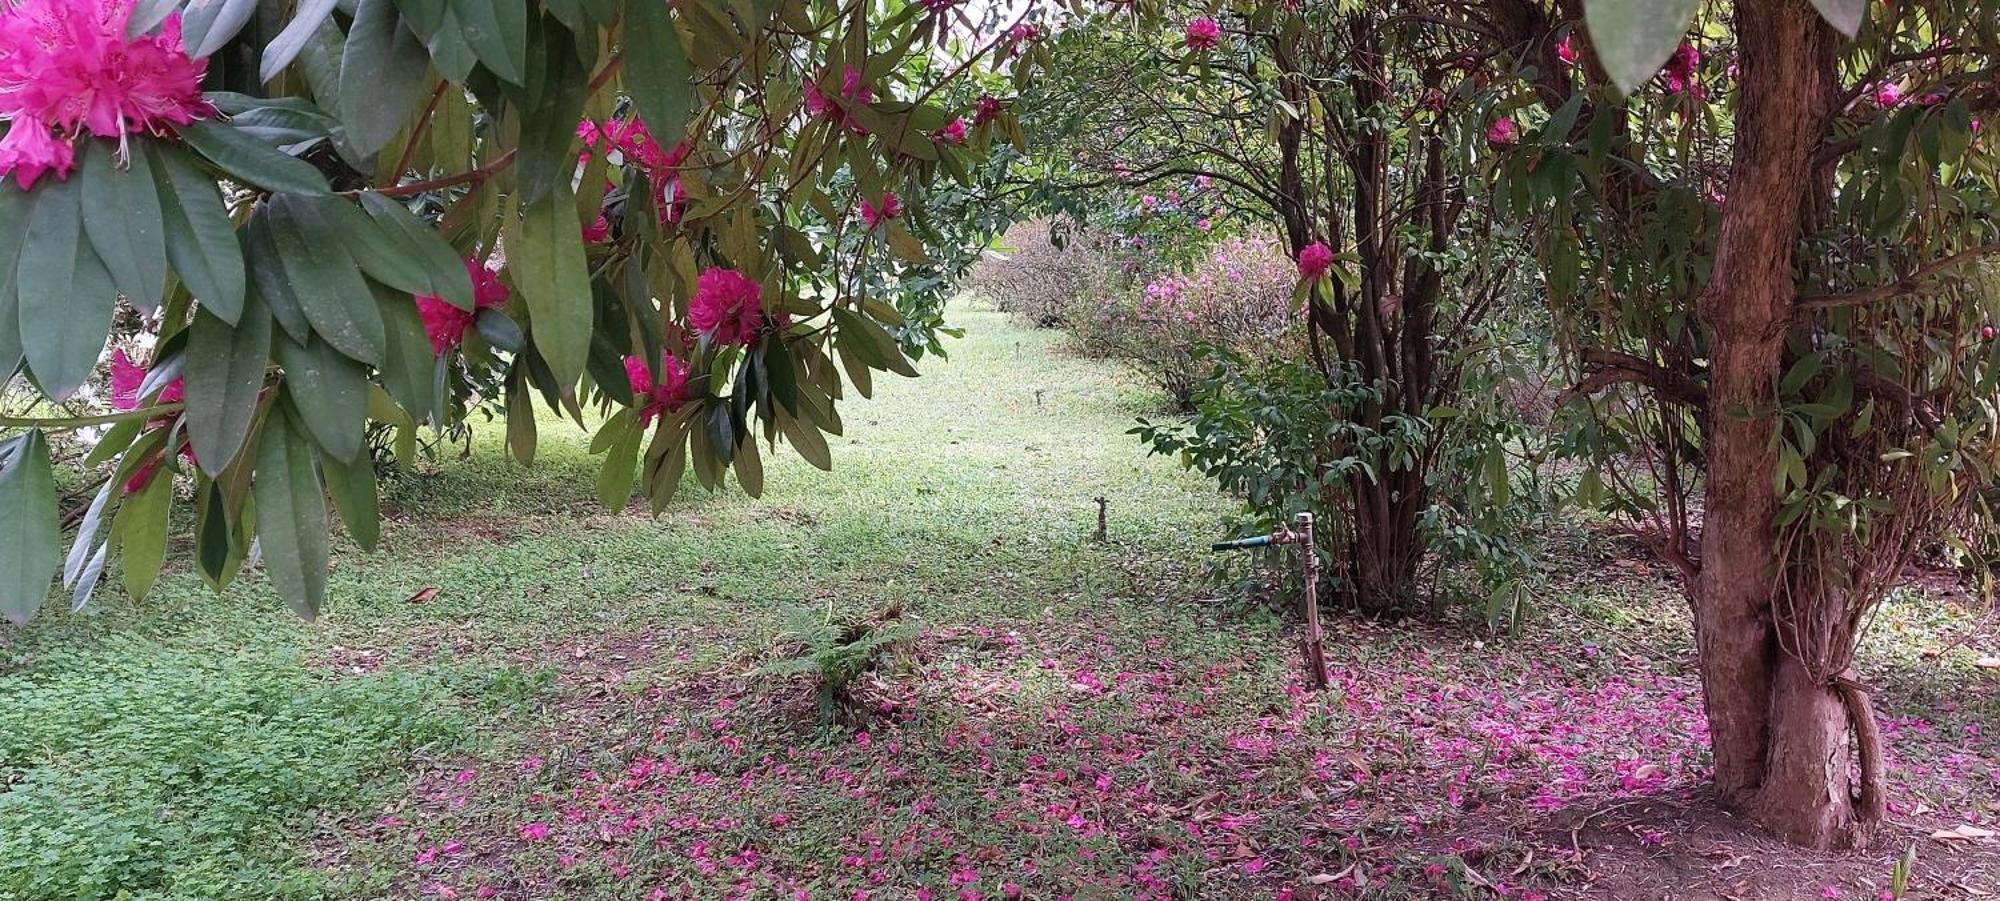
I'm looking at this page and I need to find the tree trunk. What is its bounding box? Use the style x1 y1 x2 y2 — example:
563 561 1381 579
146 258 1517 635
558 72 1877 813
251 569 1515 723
1695 0 1875 849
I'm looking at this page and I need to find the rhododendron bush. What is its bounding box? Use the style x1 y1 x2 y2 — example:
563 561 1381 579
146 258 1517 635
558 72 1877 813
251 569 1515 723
0 0 1043 622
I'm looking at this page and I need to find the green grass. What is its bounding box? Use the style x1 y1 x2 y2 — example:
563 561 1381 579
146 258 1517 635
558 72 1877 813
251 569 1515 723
1 300 1994 899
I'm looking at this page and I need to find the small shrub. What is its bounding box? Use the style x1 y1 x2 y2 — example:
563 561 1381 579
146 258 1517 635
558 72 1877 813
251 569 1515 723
1136 347 1549 621
755 604 912 725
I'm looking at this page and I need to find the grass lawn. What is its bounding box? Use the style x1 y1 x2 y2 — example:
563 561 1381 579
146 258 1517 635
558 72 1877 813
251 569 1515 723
2 301 1996 899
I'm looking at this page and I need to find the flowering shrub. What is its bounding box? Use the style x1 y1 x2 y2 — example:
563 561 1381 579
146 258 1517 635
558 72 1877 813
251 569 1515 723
1068 237 1299 409
972 226 1297 410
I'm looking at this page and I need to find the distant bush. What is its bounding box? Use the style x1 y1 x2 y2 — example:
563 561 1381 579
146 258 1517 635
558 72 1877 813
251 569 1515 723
0 639 481 900
971 224 1299 409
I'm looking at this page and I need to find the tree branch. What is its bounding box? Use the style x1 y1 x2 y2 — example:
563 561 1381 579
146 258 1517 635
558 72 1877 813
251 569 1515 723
1795 242 2000 311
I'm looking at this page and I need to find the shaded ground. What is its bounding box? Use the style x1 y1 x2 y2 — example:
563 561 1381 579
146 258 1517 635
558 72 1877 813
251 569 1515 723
3 302 1996 899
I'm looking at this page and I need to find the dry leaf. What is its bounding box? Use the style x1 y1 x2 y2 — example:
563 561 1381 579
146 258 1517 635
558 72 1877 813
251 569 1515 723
1931 824 1996 842
406 586 439 605
1975 655 2000 669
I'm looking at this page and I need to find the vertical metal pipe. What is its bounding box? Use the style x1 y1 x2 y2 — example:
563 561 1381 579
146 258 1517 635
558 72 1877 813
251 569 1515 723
1297 511 1329 690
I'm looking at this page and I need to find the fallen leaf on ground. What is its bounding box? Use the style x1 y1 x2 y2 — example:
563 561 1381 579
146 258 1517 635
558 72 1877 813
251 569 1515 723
406 586 439 604
1931 824 1997 842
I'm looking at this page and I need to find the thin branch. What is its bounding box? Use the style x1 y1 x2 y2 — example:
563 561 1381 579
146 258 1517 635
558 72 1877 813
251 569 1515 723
1 404 187 430
1795 242 2000 311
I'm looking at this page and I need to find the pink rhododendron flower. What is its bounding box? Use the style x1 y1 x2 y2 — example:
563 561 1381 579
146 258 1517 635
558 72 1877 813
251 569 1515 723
519 821 550 841
623 352 692 426
1556 33 1579 69
583 213 610 244
0 0 208 144
1297 242 1334 279
859 192 901 229
1662 43 1699 93
0 123 74 190
805 66 873 134
415 260 510 354
933 117 968 145
973 94 1004 127
1486 116 1518 147
1874 81 1904 107
108 348 183 410
1198 217 1213 230
688 267 765 347
1184 17 1221 51
1193 174 1212 189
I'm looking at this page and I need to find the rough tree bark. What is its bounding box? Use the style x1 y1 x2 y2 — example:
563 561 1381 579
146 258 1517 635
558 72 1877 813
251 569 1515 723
1695 0 1873 849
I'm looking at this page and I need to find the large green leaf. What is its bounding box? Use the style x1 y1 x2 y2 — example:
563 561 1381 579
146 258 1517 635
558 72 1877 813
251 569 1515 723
451 0 529 84
80 139 168 311
340 0 436 156
266 195 385 364
506 186 592 389
180 119 332 194
1584 0 1699 96
260 0 342 81
622 0 693 147
516 19 590 207
321 446 381 551
0 432 59 624
112 469 173 601
275 332 368 463
315 194 443 301
394 0 447 38
17 177 116 400
153 143 247 323
0 183 27 375
184 295 274 476
359 192 476 309
184 0 260 58
253 404 330 618
241 214 313 344
373 279 441 423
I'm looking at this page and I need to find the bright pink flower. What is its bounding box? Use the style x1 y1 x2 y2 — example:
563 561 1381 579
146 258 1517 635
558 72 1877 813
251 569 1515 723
109 348 183 411
972 94 1003 127
688 267 765 347
1197 217 1213 230
109 348 147 411
0 123 74 190
0 0 208 142
1486 117 1519 148
806 66 873 134
933 117 968 145
1140 194 1157 210
1556 34 1579 69
1009 24 1039 43
1663 43 1700 94
519 822 551 841
623 352 691 426
1874 81 1904 107
859 192 901 229
1297 242 1334 279
583 213 610 244
1184 17 1221 51
415 260 510 354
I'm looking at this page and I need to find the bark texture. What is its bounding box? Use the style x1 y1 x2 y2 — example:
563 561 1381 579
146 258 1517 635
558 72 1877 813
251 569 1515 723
1695 0 1876 849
